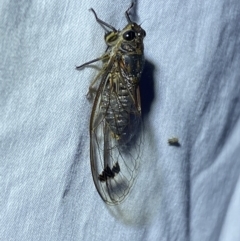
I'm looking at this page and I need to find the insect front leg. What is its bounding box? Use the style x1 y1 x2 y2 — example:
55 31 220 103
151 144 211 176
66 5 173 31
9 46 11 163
86 69 106 99
76 53 110 99
76 52 109 70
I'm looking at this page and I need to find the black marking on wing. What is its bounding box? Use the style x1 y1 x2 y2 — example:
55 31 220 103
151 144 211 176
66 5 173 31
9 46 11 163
98 162 120 182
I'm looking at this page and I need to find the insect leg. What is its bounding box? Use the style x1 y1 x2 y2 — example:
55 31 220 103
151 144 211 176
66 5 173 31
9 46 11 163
76 54 109 70
86 69 107 98
89 8 117 32
136 86 142 112
125 2 134 23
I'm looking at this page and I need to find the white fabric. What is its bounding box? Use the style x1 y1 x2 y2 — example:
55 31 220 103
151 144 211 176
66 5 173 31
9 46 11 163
1 0 240 240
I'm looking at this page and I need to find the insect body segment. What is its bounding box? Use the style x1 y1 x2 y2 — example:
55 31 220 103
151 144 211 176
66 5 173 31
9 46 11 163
77 3 145 204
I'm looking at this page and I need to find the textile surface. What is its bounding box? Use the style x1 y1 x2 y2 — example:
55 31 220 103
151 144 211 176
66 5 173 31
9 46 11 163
1 0 240 240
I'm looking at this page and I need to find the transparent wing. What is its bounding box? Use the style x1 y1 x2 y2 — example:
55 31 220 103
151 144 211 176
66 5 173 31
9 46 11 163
90 70 142 205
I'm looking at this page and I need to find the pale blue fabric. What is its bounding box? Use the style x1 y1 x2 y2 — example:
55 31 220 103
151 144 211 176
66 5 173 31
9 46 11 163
1 0 240 240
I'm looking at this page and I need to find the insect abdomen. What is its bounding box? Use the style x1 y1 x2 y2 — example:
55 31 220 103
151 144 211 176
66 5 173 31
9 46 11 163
101 82 136 137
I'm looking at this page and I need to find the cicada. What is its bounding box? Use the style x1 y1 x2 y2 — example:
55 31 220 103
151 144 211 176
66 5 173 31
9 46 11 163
76 3 146 204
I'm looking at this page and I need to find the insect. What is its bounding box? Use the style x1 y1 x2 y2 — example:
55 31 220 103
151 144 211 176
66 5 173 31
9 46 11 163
76 3 146 204
168 137 180 147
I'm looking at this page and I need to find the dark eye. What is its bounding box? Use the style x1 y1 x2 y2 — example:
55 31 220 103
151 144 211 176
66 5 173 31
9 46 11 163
123 30 135 41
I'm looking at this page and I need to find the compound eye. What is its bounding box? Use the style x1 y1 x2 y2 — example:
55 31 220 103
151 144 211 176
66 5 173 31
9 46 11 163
123 30 136 41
